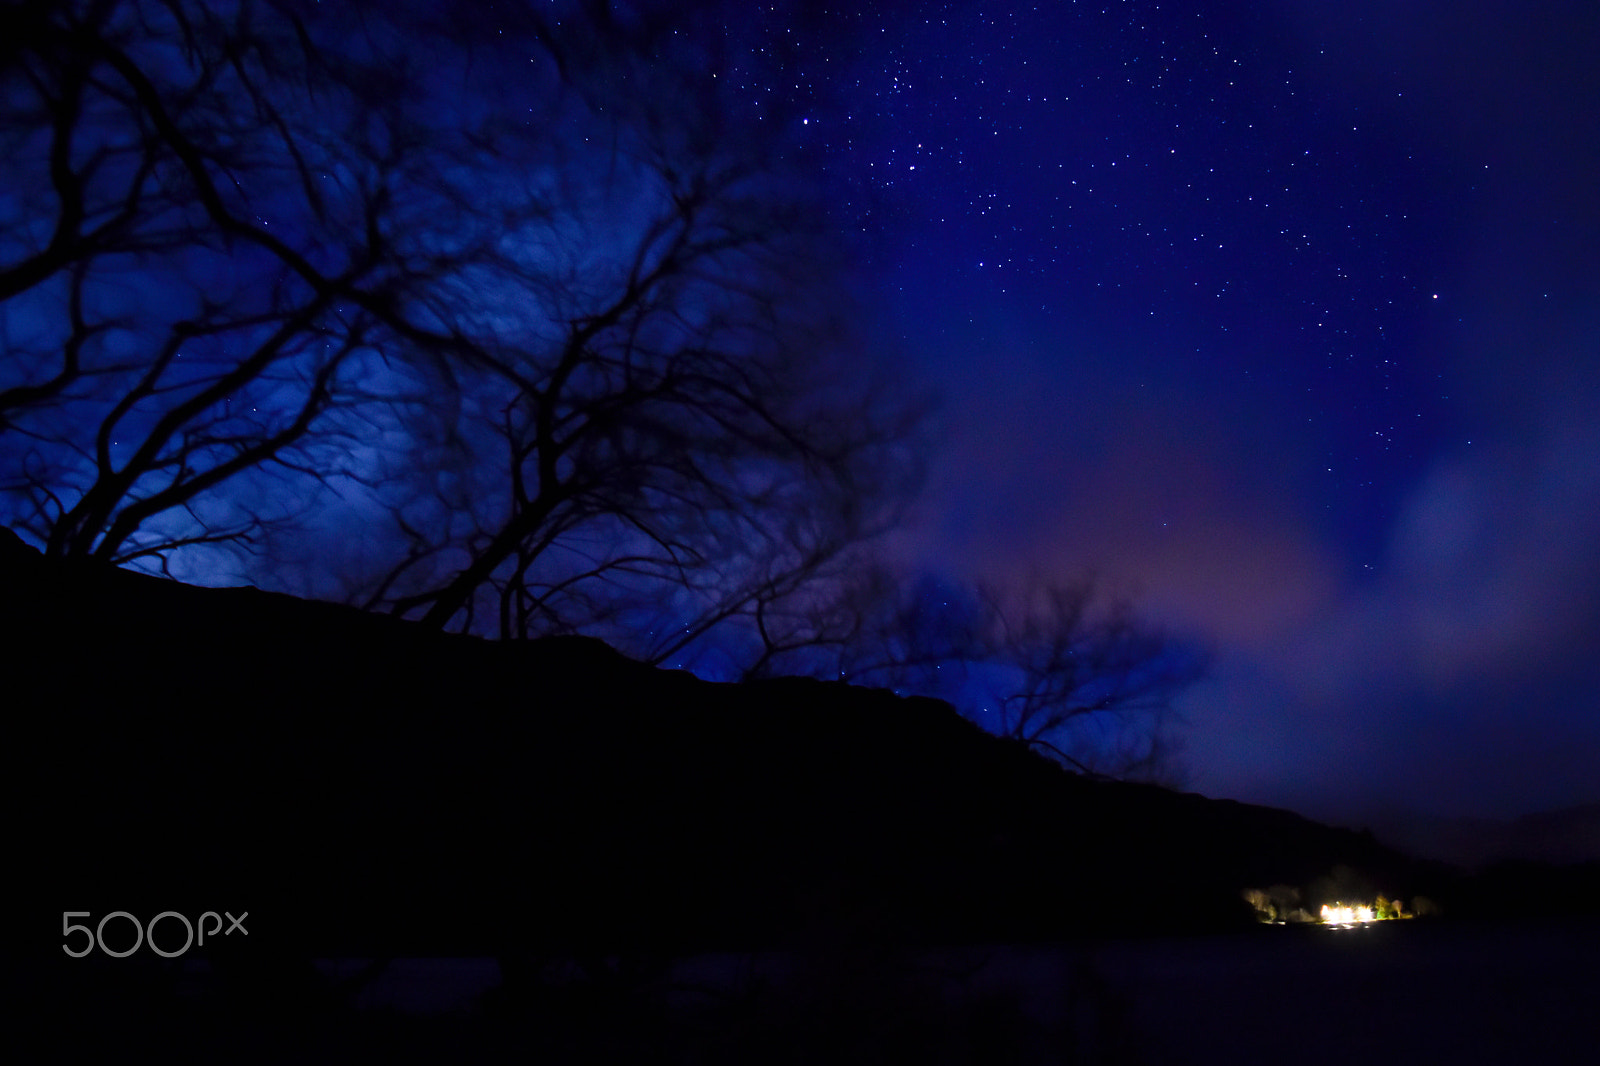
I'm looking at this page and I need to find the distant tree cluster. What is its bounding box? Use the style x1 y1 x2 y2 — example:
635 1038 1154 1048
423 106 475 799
1242 875 1437 924
0 0 1201 777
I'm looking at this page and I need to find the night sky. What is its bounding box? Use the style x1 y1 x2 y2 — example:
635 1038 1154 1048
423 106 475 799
729 1 1600 826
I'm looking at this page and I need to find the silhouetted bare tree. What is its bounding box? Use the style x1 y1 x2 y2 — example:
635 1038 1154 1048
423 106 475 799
976 581 1201 780
1 0 1196 775
0 1 909 594
0 0 543 570
340 7 926 650
745 569 1204 780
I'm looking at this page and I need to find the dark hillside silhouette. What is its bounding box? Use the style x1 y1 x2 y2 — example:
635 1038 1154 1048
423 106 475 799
7 525 1447 973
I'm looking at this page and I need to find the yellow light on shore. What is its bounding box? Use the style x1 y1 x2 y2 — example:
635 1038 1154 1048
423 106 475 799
1320 903 1376 925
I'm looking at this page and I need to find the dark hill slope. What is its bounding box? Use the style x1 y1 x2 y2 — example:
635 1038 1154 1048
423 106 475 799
4 529 1440 961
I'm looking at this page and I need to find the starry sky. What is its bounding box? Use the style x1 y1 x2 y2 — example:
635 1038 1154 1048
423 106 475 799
722 0 1600 826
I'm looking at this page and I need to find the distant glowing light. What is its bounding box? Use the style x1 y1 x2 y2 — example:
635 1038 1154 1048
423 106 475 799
1320 903 1375 926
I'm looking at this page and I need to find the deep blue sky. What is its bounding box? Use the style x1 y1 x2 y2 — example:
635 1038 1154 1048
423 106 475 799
729 0 1600 825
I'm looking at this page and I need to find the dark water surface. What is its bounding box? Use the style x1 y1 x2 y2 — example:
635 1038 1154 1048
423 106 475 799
324 917 1599 1063
1083 916 1599 1064
18 917 1597 1062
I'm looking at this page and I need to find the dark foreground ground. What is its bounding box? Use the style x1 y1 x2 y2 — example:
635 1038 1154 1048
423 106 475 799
14 916 1597 1064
